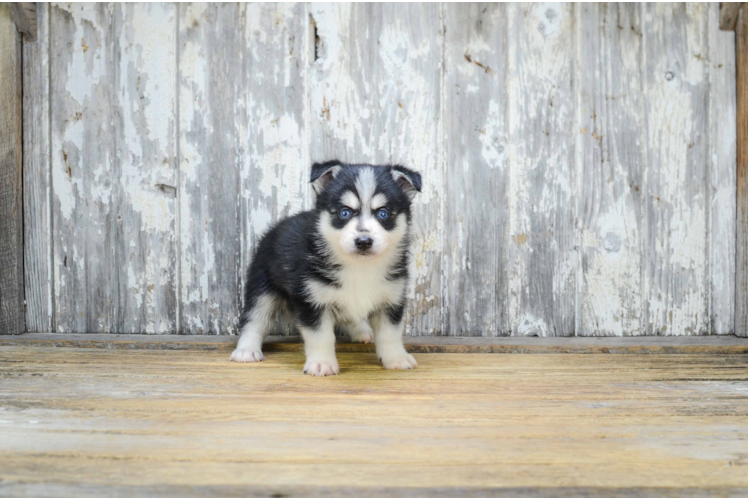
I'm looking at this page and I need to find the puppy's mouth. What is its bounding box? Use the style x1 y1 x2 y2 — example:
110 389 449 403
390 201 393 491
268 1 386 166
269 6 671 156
354 249 375 257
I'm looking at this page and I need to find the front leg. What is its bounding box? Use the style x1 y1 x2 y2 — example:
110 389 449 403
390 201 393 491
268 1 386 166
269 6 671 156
298 308 339 376
372 304 417 370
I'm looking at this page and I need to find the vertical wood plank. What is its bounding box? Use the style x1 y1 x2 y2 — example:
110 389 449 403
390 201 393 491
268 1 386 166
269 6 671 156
576 3 644 336
309 4 443 335
443 4 509 336
708 2 737 334
0 3 25 334
114 3 177 333
720 2 743 31
50 3 117 332
178 4 245 334
23 3 52 332
737 3 748 337
506 3 577 337
50 3 178 333
240 3 310 334
9 2 37 41
643 3 710 335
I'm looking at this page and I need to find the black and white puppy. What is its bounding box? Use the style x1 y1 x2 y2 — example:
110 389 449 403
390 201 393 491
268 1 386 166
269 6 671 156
230 160 422 376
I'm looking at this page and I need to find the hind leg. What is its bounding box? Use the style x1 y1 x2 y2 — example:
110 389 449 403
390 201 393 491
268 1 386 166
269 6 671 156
338 318 374 344
231 293 277 363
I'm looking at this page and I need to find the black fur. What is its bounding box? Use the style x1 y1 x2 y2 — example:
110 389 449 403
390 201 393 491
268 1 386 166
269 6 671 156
310 160 344 183
240 211 330 329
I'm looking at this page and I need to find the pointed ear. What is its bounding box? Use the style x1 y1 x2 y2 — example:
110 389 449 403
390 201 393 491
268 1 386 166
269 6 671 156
391 165 422 200
310 160 343 195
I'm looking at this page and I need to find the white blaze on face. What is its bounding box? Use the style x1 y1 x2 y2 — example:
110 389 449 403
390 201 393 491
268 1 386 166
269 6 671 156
354 167 377 206
371 193 387 209
341 191 360 210
319 167 407 260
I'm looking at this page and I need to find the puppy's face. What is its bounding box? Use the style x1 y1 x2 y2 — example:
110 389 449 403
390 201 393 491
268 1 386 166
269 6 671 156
311 162 422 260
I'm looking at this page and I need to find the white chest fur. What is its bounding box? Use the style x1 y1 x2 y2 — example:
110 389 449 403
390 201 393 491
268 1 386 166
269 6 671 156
305 259 405 322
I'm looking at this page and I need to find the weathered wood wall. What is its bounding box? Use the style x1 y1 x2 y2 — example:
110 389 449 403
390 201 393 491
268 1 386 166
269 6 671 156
737 3 748 337
0 3 25 334
21 3 738 336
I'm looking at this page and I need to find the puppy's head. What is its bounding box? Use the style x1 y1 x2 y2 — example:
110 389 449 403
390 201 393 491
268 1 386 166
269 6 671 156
311 161 422 259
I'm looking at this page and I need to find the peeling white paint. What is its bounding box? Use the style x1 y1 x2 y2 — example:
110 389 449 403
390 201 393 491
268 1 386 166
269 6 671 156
643 2 710 336
533 2 564 40
479 101 506 170
52 151 76 220
36 3 737 336
707 2 737 335
518 315 549 337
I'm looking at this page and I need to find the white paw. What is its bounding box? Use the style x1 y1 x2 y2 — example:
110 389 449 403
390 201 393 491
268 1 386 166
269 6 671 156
348 328 374 344
303 358 340 376
381 352 417 370
230 348 265 363
340 320 374 344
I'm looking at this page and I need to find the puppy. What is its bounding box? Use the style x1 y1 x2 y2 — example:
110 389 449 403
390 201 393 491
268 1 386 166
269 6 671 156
230 160 422 376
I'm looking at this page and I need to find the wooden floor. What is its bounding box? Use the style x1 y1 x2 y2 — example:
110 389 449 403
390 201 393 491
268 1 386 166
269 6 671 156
1 337 748 497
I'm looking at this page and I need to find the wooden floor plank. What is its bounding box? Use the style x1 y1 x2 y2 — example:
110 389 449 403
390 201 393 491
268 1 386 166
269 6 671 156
2 333 748 354
0 345 747 496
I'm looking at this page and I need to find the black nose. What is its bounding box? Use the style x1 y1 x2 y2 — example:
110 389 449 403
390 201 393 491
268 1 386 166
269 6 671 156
355 237 373 250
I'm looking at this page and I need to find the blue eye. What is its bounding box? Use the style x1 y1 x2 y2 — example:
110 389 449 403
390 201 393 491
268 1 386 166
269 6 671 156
376 208 389 220
339 208 351 219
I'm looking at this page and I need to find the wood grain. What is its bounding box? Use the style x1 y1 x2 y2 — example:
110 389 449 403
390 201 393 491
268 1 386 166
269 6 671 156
709 2 738 334
49 3 178 333
720 2 743 31
0 3 25 334
239 3 311 335
643 3 710 336
506 3 577 336
178 4 310 335
576 3 644 336
50 3 117 332
22 3 52 333
1 345 748 496
114 3 178 333
178 4 247 335
9 2 37 41
738 3 748 337
309 4 443 336
17 3 743 337
443 4 509 337
2 332 748 355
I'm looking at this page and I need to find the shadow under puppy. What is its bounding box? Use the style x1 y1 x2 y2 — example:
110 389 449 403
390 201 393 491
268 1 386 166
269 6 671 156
231 160 422 376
